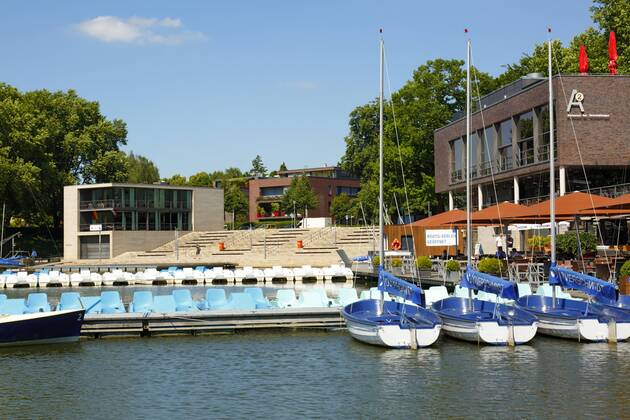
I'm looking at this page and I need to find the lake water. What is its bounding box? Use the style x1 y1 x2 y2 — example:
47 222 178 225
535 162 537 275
0 330 628 419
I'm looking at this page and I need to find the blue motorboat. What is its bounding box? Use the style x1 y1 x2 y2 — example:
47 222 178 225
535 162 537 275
432 266 538 345
342 269 442 348
517 264 630 342
0 309 85 346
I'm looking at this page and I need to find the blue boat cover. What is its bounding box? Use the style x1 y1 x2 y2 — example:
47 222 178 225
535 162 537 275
460 265 519 300
353 256 369 262
377 268 424 306
0 258 23 267
549 263 618 304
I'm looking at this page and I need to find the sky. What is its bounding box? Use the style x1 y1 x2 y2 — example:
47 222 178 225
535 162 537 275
0 0 594 177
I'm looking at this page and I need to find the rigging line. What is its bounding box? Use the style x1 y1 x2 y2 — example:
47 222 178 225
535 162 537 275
470 45 509 268
552 52 612 276
24 182 61 257
383 46 420 280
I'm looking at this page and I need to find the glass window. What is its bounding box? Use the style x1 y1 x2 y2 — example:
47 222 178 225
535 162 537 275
482 127 494 163
470 132 480 168
260 187 285 197
452 138 463 171
518 111 534 140
499 120 512 146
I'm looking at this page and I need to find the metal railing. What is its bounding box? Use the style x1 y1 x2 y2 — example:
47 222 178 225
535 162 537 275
79 222 184 232
79 200 190 210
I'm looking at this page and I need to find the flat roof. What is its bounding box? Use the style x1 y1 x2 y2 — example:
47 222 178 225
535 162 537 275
65 182 219 191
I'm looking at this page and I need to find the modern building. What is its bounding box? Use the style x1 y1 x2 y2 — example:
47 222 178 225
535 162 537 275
247 166 360 222
63 183 223 260
435 74 630 210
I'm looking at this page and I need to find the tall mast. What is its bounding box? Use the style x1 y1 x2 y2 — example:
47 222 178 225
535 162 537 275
379 32 384 267
548 34 556 264
466 36 472 266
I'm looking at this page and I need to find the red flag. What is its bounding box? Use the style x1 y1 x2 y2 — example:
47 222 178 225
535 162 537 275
608 31 618 75
91 210 98 221
579 44 588 74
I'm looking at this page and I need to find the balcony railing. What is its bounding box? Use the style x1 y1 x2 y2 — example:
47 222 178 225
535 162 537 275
79 222 186 232
79 200 189 210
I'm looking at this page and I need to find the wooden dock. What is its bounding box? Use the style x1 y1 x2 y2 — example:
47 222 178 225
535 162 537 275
81 307 345 337
353 268 455 289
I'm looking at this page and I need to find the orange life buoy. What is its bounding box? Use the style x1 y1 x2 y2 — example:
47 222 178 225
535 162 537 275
391 238 401 250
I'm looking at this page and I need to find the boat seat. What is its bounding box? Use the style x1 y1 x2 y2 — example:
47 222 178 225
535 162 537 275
337 288 359 306
453 285 476 299
172 289 199 312
80 296 102 314
312 287 336 307
275 289 298 308
297 291 326 308
517 283 533 297
25 293 51 313
0 298 26 315
153 295 177 313
226 292 256 310
203 289 229 310
100 291 126 314
0 295 6 306
244 287 271 309
58 292 82 311
129 291 154 313
425 286 449 306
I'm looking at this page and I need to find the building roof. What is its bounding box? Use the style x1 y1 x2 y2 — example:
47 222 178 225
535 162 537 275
277 166 340 175
410 209 466 227
66 182 219 191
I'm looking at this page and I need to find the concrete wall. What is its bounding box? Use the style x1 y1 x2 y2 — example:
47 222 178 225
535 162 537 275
63 186 79 261
111 230 183 257
192 187 224 231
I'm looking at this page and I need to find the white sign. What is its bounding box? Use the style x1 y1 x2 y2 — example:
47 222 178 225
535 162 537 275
89 224 103 232
425 229 457 247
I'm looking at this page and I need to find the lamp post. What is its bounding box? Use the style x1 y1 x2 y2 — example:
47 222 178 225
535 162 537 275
293 201 296 228
345 214 349 226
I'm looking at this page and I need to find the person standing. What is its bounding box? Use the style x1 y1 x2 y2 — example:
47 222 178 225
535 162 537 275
495 233 504 255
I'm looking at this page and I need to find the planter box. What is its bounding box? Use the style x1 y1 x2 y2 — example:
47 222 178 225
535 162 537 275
619 275 630 295
446 271 461 283
417 269 431 278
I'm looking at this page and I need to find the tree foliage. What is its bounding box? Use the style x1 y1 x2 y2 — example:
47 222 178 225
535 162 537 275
282 175 318 214
330 193 356 223
126 152 160 184
0 84 128 227
224 183 249 226
249 155 267 178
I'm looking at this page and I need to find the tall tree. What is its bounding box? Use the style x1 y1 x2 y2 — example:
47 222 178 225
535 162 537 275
224 183 249 227
249 155 267 178
279 162 288 172
126 152 160 184
330 193 356 223
0 84 128 227
282 175 318 214
163 174 187 186
188 171 212 187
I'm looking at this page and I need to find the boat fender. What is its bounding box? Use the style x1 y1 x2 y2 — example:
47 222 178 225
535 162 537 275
608 318 617 343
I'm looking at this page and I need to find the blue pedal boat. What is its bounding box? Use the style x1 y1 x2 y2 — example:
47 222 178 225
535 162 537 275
432 266 538 345
342 269 442 349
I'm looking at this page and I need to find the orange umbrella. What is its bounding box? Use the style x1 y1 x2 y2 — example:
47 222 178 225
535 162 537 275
470 201 531 225
410 209 466 227
577 193 630 216
511 191 616 221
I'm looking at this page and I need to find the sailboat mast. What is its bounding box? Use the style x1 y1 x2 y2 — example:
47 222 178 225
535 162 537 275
0 202 4 258
379 34 384 267
466 38 472 265
548 36 556 264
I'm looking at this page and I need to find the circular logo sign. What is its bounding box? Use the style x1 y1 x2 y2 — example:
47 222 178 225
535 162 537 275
575 92 584 102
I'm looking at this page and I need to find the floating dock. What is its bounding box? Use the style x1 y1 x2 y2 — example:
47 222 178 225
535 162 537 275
81 307 345 338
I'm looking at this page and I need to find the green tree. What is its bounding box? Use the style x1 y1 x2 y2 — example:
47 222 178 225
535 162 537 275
126 151 160 184
341 59 495 220
0 84 128 227
282 175 318 215
188 171 212 187
279 162 288 172
249 155 267 178
224 183 249 227
163 174 187 185
330 193 356 223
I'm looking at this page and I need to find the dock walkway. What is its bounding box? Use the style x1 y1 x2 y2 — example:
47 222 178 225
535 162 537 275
82 307 345 337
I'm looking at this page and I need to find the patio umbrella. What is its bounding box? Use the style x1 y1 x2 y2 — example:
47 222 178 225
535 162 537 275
410 209 466 227
510 191 616 221
469 201 531 225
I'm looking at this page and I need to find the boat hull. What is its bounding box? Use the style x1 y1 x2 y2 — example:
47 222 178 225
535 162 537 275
517 296 630 342
342 300 442 349
432 297 538 346
0 309 84 347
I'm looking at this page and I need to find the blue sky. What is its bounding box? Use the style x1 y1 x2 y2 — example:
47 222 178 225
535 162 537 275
0 0 594 177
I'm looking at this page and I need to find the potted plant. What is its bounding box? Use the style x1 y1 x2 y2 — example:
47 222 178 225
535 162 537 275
372 255 380 271
391 257 403 275
416 256 433 278
257 205 265 218
477 257 507 277
527 235 550 252
619 260 630 295
445 259 461 283
271 203 280 217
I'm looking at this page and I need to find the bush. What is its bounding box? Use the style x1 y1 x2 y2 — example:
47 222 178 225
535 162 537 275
416 256 432 270
477 257 507 276
445 260 460 272
391 258 402 268
620 260 630 278
527 235 550 248
556 232 597 258
372 256 380 266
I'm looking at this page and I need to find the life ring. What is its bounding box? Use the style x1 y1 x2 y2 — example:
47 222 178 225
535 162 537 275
391 238 401 250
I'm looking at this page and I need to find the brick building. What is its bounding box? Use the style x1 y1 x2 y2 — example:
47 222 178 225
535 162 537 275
247 166 360 223
434 74 630 210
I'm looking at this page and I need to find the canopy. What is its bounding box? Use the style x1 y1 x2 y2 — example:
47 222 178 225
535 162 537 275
549 263 618 304
377 269 424 306
0 258 23 267
410 209 466 227
511 192 617 221
594 193 630 210
470 202 531 225
459 265 519 300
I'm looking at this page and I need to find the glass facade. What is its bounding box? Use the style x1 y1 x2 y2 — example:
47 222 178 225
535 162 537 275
79 187 192 232
517 111 534 166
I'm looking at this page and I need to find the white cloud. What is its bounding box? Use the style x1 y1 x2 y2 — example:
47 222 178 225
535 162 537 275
75 16 205 45
283 81 318 90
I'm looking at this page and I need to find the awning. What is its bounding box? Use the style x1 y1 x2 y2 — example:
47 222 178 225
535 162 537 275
410 209 466 227
470 202 531 225
510 191 617 221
